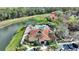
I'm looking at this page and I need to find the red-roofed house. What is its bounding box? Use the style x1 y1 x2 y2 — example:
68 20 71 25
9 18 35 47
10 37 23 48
50 12 57 20
24 25 56 43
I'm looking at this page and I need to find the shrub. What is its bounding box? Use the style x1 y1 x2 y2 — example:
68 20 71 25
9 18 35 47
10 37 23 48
33 40 41 46
45 16 52 22
68 15 78 25
50 41 58 49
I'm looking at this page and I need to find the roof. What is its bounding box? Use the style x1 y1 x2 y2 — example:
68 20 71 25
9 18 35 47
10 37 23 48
51 12 56 14
25 25 54 42
29 29 40 37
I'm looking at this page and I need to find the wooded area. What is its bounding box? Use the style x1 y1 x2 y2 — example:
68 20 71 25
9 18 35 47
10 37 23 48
0 7 78 21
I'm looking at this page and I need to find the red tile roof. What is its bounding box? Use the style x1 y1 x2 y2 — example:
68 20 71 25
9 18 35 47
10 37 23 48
29 29 40 37
25 25 56 42
50 12 57 20
28 29 51 42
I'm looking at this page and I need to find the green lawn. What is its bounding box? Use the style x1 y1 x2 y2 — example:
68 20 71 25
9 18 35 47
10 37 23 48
5 27 25 51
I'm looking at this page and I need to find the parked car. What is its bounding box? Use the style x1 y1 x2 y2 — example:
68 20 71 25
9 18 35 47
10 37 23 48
60 43 78 51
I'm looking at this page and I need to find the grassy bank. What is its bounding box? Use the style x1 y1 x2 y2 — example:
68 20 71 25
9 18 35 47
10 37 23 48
5 27 25 51
0 14 49 28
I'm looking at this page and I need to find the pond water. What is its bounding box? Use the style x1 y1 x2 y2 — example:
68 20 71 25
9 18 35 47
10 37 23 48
0 24 23 51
